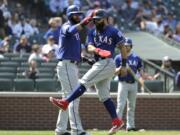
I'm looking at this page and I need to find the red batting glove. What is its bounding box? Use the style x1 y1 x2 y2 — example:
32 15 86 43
95 48 111 58
80 10 96 26
80 16 92 26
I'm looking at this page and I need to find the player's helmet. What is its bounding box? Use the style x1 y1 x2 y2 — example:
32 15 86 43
66 5 83 19
93 9 107 20
124 38 133 48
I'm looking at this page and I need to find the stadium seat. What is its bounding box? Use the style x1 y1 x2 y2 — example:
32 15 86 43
144 80 164 93
3 53 20 58
0 79 13 91
38 73 54 78
38 67 55 73
0 67 17 73
0 57 10 62
11 57 28 63
110 80 119 92
40 62 57 68
0 72 16 79
14 78 35 91
35 79 58 92
0 61 20 67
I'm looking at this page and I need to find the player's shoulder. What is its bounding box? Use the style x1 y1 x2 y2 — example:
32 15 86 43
114 54 122 60
107 25 121 32
131 53 141 60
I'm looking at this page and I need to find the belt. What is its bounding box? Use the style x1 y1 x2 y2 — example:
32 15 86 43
58 59 79 65
122 80 135 84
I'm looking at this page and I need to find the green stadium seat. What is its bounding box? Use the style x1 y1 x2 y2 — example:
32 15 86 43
0 72 16 79
3 53 20 58
14 78 35 91
144 80 164 93
110 80 118 92
17 67 28 73
37 73 54 78
0 57 10 62
0 61 20 67
35 78 58 92
38 67 55 73
11 57 28 63
40 62 57 68
0 79 13 91
0 67 17 73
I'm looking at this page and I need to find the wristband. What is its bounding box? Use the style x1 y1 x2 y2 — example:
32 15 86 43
122 58 127 67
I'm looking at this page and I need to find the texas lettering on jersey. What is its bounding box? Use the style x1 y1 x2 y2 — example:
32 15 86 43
94 35 112 46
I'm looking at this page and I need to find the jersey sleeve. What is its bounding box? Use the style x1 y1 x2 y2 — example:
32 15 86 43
61 23 78 35
114 55 122 68
113 29 125 47
137 56 143 70
87 30 95 46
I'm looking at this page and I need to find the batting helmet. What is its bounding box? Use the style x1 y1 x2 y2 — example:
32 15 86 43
93 9 107 20
124 38 133 47
66 5 83 18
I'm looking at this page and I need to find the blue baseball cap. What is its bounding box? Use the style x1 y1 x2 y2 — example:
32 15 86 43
124 37 133 46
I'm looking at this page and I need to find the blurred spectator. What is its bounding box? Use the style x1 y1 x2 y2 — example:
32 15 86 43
172 24 180 43
14 35 31 53
121 0 139 22
42 45 54 62
22 60 39 80
0 9 5 39
0 35 10 53
154 56 176 79
14 3 24 17
163 12 177 30
8 12 20 33
175 71 180 90
0 0 11 20
29 19 39 35
43 17 62 44
49 0 68 16
28 44 42 63
13 15 34 38
163 24 173 38
42 35 58 57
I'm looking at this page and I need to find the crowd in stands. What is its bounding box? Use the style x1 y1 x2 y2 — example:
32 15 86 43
0 0 180 91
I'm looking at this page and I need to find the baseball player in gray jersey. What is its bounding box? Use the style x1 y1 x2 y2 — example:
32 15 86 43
50 9 128 135
54 5 93 135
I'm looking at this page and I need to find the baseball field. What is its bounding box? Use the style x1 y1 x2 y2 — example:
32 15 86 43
1 130 180 135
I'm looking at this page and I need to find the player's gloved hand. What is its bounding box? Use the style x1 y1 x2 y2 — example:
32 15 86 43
120 66 128 77
80 10 95 26
95 48 111 58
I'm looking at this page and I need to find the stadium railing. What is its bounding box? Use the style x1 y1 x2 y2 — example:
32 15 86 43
142 59 175 93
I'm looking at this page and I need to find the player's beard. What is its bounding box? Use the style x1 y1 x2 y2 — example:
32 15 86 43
95 22 105 32
70 15 81 24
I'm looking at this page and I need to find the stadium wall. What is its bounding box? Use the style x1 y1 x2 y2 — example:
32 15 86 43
0 92 180 130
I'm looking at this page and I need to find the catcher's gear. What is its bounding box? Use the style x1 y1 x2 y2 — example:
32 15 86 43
93 9 107 20
66 5 83 19
95 48 111 58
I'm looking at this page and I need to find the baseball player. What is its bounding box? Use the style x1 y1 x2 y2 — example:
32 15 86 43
54 5 93 135
114 38 143 131
50 9 128 135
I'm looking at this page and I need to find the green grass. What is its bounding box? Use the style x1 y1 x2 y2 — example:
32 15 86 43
0 130 180 135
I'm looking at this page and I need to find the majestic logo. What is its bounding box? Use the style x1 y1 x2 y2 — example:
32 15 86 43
74 33 80 40
94 35 112 46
